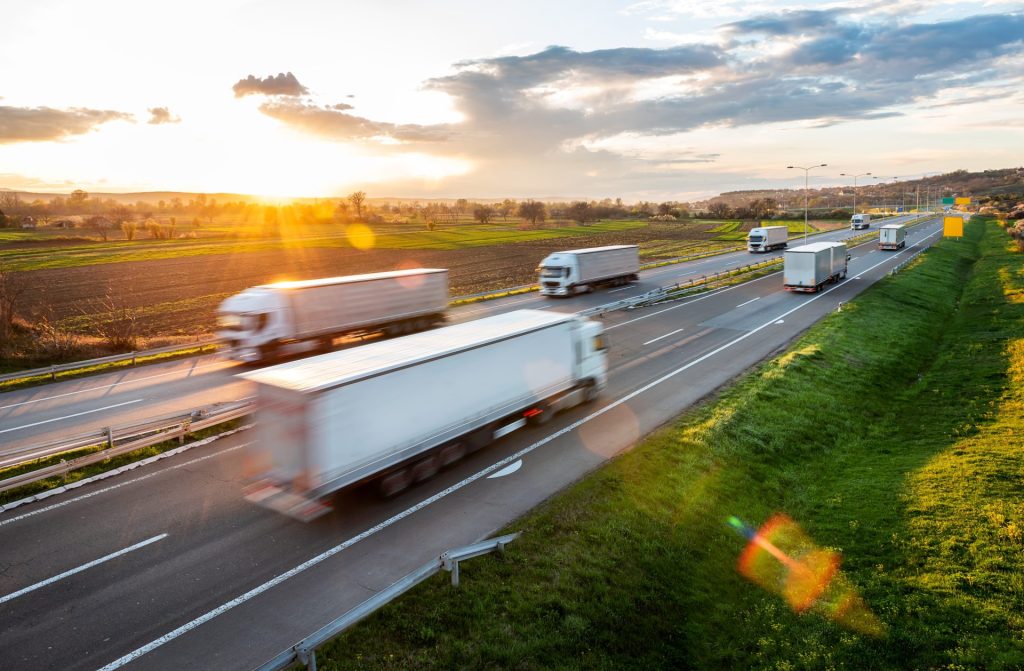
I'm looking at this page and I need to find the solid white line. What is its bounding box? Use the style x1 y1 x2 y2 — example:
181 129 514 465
736 296 760 308
0 443 250 527
607 286 631 293
0 360 226 410
643 328 685 346
0 533 168 605
0 399 144 435
97 225 945 671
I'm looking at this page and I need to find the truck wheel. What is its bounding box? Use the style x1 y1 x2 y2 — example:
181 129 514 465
379 469 412 497
438 442 466 466
583 383 599 403
411 455 439 482
259 342 278 362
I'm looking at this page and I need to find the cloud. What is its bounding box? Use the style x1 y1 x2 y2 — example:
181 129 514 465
247 9 1024 197
147 107 180 124
258 101 451 142
0 106 132 144
232 72 309 98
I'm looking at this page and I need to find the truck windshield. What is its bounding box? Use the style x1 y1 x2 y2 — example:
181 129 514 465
541 266 566 278
748 234 764 242
218 313 253 332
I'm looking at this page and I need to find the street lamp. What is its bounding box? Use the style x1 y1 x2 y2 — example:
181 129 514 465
839 172 872 216
787 163 827 243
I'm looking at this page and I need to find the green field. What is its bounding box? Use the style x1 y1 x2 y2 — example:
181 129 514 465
313 218 1024 669
0 220 647 272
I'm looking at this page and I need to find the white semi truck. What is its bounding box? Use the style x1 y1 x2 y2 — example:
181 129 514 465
850 213 872 230
240 309 609 519
538 245 640 296
878 224 907 250
746 225 789 253
217 269 448 364
783 242 850 293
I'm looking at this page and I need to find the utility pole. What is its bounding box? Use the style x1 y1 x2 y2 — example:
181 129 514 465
839 172 872 216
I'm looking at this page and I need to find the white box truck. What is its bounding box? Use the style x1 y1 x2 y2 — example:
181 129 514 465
784 242 850 293
217 269 448 364
747 225 789 253
240 309 609 519
878 224 907 250
538 245 640 296
850 213 872 230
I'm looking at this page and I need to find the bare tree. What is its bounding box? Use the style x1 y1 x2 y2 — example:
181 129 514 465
348 191 366 220
517 200 547 225
121 221 138 241
473 204 495 224
0 261 25 345
566 201 594 225
500 198 516 221
87 284 141 351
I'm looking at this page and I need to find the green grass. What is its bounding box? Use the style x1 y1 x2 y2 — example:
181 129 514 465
0 220 648 271
708 220 742 233
312 217 1024 670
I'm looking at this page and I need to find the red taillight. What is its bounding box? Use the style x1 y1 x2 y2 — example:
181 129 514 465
523 408 543 418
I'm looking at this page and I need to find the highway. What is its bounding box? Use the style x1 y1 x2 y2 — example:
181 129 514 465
0 215 939 670
0 216 920 457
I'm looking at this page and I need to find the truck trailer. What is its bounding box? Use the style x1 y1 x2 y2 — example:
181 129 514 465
240 309 609 519
747 225 789 253
217 269 448 364
850 213 872 230
538 245 640 296
784 242 850 292
878 224 907 250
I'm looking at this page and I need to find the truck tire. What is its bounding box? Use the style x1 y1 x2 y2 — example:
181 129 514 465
583 383 599 403
438 442 466 466
259 342 279 362
466 426 494 452
379 469 412 497
411 455 440 482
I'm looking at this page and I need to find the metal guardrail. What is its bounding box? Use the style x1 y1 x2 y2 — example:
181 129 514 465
0 399 253 494
0 339 219 385
889 248 929 275
256 532 520 671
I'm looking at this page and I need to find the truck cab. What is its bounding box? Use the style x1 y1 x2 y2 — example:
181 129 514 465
576 318 609 393
850 214 871 230
538 253 580 296
217 288 289 362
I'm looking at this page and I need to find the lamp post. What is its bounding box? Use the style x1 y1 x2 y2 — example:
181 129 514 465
839 172 872 217
787 163 827 243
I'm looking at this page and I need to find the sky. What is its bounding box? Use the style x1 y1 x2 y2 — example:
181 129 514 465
1 0 1022 201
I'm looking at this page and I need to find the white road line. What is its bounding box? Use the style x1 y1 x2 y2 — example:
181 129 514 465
606 282 749 331
96 227 947 671
0 442 250 527
608 286 631 293
0 399 144 434
0 533 168 605
736 296 760 308
0 359 227 410
98 225 944 671
643 328 685 346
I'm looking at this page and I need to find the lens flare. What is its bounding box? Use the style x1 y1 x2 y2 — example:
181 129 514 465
728 514 886 637
345 223 376 251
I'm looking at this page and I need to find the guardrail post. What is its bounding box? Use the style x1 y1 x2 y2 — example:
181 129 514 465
296 644 317 671
131 351 137 366
105 427 113 450
50 365 56 381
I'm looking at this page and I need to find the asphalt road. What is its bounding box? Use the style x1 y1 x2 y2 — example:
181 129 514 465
0 215 941 670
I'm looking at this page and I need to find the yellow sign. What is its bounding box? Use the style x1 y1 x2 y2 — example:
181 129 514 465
944 216 964 237
955 197 971 205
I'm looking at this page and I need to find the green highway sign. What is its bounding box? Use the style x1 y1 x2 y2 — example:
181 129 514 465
942 197 955 205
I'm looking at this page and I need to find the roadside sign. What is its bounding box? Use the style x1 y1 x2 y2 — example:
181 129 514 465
941 197 955 205
955 197 971 205
943 216 963 237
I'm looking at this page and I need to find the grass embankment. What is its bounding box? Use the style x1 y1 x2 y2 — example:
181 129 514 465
313 217 1024 669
